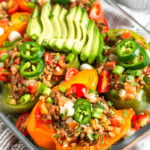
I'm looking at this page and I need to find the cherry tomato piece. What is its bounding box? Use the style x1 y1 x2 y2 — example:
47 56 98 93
0 68 11 82
97 69 110 93
15 112 30 136
71 83 87 98
65 68 79 81
89 2 103 20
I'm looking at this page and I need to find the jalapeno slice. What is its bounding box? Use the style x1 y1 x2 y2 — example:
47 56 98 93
74 104 91 124
19 41 45 60
119 47 149 70
74 99 91 124
117 39 140 62
20 59 44 78
74 98 91 108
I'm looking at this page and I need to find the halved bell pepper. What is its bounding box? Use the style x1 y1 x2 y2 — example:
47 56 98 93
107 89 148 113
107 29 150 50
0 12 30 47
0 82 38 114
27 69 98 149
27 69 134 150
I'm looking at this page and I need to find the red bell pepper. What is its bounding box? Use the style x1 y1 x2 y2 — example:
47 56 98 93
97 69 110 93
132 113 149 131
65 68 79 81
15 112 30 136
8 0 19 14
71 83 88 98
0 68 11 82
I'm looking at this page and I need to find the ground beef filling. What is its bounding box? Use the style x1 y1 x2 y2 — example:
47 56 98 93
39 90 122 147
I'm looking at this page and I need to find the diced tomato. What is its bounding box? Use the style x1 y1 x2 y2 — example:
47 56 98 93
65 88 73 97
132 114 148 131
106 61 116 69
124 83 136 99
89 2 104 20
65 68 79 81
97 69 110 93
121 32 131 39
28 82 38 94
8 0 19 14
57 56 66 68
14 57 20 65
98 16 109 32
15 112 30 136
110 117 120 127
0 68 11 82
71 83 87 98
35 106 52 125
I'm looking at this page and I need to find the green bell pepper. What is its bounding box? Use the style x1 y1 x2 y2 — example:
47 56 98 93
106 89 148 113
0 82 38 114
20 59 44 78
19 41 45 60
107 29 150 50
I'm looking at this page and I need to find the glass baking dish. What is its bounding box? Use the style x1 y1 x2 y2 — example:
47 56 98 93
0 0 150 149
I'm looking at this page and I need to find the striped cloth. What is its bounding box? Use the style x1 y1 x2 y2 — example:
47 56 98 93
0 120 28 150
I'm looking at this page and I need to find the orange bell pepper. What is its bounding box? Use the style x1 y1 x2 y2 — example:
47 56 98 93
0 12 30 47
27 69 98 149
27 69 134 150
17 0 34 13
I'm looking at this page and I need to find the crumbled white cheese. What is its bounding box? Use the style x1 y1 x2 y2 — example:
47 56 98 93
0 62 4 68
8 31 22 42
60 101 75 117
0 27 4 36
118 89 126 97
80 63 94 71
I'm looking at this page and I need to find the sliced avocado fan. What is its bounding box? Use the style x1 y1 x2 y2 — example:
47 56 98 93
26 2 104 64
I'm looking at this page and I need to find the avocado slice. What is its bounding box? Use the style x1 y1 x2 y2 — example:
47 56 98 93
26 5 42 40
37 2 53 46
72 9 89 54
88 26 100 64
64 7 77 51
80 20 95 61
52 8 68 50
50 4 62 38
48 4 62 47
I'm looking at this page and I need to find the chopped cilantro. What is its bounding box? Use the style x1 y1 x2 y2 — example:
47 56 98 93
129 82 136 87
103 45 110 50
110 109 114 114
126 75 134 81
144 76 149 84
101 139 104 144
107 101 113 107
97 101 106 110
54 54 60 63
53 134 61 138
87 134 94 141
59 114 63 118
122 110 128 117
88 89 98 94
120 76 126 84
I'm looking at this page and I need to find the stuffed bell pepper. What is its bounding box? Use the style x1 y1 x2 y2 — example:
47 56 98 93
0 39 80 114
27 69 134 150
96 29 150 113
